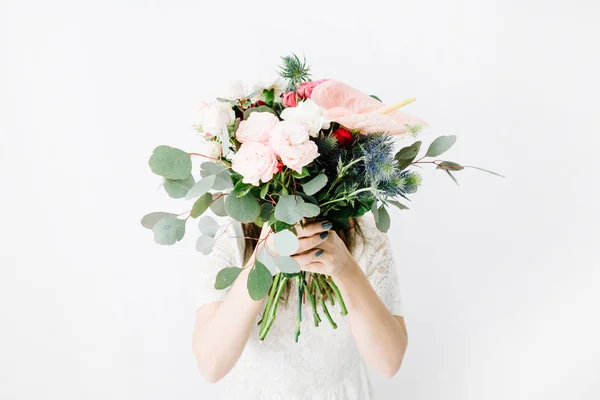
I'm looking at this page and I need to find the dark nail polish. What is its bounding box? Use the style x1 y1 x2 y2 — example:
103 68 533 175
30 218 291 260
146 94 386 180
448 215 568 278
321 222 333 230
315 249 324 257
320 231 329 239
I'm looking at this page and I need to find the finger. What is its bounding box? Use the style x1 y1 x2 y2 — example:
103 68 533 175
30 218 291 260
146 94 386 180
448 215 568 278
296 231 330 253
295 220 333 238
292 248 329 266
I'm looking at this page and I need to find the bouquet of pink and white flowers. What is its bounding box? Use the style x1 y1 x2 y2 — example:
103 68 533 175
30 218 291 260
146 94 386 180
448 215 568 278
142 55 501 341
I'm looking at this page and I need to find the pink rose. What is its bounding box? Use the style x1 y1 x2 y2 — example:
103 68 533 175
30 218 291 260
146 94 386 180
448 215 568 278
281 91 298 108
297 79 329 99
269 121 319 173
235 112 279 143
231 142 279 186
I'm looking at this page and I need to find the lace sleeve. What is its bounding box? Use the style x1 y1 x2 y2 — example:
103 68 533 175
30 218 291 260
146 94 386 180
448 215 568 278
358 215 404 317
195 220 245 308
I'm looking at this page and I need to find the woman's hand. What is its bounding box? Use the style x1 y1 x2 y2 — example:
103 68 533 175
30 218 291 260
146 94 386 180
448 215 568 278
291 221 359 278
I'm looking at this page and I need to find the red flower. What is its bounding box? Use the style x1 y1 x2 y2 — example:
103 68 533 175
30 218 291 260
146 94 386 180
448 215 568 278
333 127 354 148
297 79 329 99
276 160 284 172
281 91 297 108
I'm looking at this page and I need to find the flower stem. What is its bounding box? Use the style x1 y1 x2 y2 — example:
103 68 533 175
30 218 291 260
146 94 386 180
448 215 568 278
259 273 280 333
327 279 348 316
304 274 321 326
295 275 303 342
314 278 337 329
259 275 289 341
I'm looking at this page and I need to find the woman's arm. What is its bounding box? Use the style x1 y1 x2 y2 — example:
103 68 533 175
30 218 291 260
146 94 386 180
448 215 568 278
192 262 266 383
292 225 408 378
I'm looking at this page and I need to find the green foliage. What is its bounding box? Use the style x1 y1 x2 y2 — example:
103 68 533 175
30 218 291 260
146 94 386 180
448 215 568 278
190 193 213 218
370 94 382 102
164 175 195 199
302 174 328 195
273 229 299 256
209 194 227 217
214 267 242 290
152 216 186 245
199 216 220 237
263 89 275 108
243 105 277 120
201 161 232 190
196 234 216 254
247 261 273 300
185 175 215 200
225 192 260 222
436 161 464 171
464 166 506 178
395 141 422 170
141 212 177 229
374 205 390 233
278 54 311 90
388 200 409 210
425 135 457 157
274 256 301 274
148 145 192 180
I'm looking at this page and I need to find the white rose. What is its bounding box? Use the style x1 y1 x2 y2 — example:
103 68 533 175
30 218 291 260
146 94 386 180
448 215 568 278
269 121 319 173
192 100 235 135
231 142 279 186
280 99 330 137
252 75 287 98
235 112 279 143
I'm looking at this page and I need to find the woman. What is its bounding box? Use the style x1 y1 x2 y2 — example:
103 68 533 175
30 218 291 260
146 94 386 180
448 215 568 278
192 213 407 399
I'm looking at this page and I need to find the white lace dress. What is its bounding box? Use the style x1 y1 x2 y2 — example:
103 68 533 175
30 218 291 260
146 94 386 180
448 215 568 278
195 213 404 400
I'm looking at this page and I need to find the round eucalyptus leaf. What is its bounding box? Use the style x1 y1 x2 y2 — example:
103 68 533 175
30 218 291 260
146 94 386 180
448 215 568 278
148 145 192 180
425 136 457 158
201 161 232 190
141 212 177 229
196 234 216 255
214 267 242 290
247 261 273 300
199 216 220 238
274 195 303 225
209 194 227 217
163 175 195 199
225 192 260 222
152 216 186 245
273 229 299 256
375 205 390 233
274 256 301 274
256 242 278 275
296 202 320 218
371 200 379 222
190 193 213 218
185 175 216 200
302 174 328 196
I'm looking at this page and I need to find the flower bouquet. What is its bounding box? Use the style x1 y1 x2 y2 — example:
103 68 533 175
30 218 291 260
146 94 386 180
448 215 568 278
142 54 501 341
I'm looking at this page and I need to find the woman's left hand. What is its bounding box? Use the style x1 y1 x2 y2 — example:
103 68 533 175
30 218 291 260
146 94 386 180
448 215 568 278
291 223 358 278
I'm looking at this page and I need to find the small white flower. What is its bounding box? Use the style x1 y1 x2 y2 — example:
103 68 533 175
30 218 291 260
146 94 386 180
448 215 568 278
280 99 330 137
198 139 222 159
252 74 287 98
192 100 235 135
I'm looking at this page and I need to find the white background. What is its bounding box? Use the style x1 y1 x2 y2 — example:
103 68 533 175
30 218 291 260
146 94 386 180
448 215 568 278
1 0 599 399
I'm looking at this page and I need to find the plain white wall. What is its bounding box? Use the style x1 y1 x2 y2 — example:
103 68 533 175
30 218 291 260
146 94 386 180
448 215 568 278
1 0 599 399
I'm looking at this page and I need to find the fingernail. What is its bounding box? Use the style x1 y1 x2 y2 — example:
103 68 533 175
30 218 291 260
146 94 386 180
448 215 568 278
315 249 324 257
321 221 333 229
320 231 329 239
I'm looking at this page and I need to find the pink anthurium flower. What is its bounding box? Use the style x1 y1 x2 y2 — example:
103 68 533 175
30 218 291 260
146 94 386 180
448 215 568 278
310 80 428 135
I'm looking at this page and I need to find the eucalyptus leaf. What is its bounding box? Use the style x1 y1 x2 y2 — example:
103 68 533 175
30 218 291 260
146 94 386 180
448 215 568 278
198 216 220 238
388 200 409 210
243 105 277 120
302 174 328 196
371 200 379 221
196 234 216 255
464 166 506 178
220 125 230 157
292 167 310 178
260 183 271 199
152 216 186 245
425 135 457 157
273 230 299 256
375 205 390 233
163 175 195 199
148 145 192 180
274 256 301 274
225 192 260 222
214 267 242 290
209 194 227 217
185 175 216 200
247 261 273 300
257 242 278 274
190 193 213 218
395 141 422 170
141 212 177 229
275 195 304 225
201 161 232 190
296 202 320 218
436 161 464 171
370 94 383 102
444 169 460 186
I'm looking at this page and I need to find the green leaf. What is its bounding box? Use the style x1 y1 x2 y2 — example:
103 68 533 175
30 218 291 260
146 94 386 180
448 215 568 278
199 216 220 238
395 141 422 170
275 195 303 225
388 200 409 210
256 242 277 274
274 256 301 274
444 169 460 186
464 166 506 178
225 192 260 222
260 183 271 199
273 229 299 256
296 202 320 218
263 89 275 108
148 145 192 180
196 234 216 255
258 202 274 222
190 193 213 218
371 200 379 221
200 161 232 190
163 175 195 199
436 161 464 171
141 212 177 229
375 205 390 233
152 216 186 245
302 174 327 196
425 135 457 157
233 180 254 197
214 267 242 290
243 105 277 120
185 175 216 200
292 167 310 178
247 261 273 300
209 194 227 217
369 94 383 102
